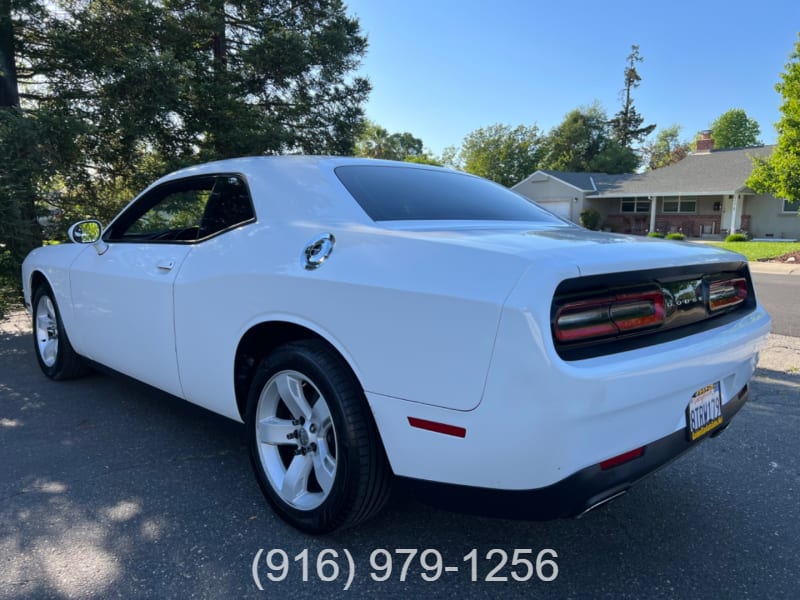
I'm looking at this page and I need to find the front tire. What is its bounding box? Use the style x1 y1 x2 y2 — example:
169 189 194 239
32 285 89 380
246 340 391 533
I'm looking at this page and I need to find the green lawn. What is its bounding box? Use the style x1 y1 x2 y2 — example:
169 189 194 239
704 241 800 261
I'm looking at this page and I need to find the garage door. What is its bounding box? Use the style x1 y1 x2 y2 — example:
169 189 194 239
539 200 571 220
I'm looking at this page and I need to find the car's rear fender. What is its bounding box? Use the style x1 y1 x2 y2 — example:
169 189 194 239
367 257 770 490
368 303 769 490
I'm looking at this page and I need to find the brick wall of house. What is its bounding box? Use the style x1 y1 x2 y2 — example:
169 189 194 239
603 214 752 236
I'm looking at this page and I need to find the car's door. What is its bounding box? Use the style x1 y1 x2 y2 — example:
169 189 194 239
68 176 219 397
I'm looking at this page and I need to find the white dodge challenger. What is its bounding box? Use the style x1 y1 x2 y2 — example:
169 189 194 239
22 156 770 533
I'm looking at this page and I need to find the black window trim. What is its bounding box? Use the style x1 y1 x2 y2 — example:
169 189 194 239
102 172 257 245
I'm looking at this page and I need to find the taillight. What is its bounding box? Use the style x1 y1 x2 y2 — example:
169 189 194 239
708 278 747 312
555 290 666 342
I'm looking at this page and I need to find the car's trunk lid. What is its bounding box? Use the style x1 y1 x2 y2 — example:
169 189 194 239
379 221 748 275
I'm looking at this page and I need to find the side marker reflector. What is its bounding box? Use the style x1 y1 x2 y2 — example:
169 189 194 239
407 417 466 438
599 446 645 470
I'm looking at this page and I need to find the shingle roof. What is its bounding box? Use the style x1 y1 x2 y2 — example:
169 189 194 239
528 146 774 197
535 170 621 192
591 146 774 197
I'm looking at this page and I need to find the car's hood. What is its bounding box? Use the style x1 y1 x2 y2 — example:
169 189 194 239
379 222 748 275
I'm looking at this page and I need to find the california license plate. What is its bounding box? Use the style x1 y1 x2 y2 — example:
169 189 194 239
686 382 723 440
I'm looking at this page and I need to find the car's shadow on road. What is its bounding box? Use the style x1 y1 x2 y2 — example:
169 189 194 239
1 330 797 599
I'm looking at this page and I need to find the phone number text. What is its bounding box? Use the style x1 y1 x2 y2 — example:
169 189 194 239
251 547 559 590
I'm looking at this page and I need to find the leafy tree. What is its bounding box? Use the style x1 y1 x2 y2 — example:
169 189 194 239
609 45 656 148
355 120 424 160
708 108 761 149
403 154 442 166
748 35 800 201
40 0 369 158
588 139 640 174
452 123 543 187
439 145 460 170
1 0 371 313
1 0 47 309
356 121 394 158
642 125 691 170
390 131 424 158
541 104 639 174
7 0 369 222
0 109 50 251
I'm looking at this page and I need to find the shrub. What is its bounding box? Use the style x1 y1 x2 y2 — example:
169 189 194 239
0 247 19 320
647 232 664 238
725 233 749 242
579 208 601 231
665 232 685 240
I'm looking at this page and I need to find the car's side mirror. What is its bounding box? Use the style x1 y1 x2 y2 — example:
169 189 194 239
67 220 108 255
68 220 102 243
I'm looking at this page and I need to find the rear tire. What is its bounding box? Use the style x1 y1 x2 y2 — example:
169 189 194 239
32 285 90 380
245 340 391 533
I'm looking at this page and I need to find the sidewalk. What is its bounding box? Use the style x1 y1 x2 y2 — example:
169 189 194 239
688 240 800 275
756 333 800 373
748 261 800 275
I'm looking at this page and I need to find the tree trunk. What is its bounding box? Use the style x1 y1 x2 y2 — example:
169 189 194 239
0 0 20 108
0 2 40 265
209 0 228 156
212 1 227 71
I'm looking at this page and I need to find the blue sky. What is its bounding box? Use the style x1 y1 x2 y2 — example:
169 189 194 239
344 0 800 156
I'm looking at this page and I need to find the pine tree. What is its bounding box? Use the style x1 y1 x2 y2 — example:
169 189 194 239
610 45 656 148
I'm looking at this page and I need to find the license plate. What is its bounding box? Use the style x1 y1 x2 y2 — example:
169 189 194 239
686 382 723 441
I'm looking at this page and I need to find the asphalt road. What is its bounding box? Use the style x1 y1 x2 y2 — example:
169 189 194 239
1 316 799 599
752 271 800 337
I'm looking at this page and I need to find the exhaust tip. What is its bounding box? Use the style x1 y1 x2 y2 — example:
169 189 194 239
576 489 628 518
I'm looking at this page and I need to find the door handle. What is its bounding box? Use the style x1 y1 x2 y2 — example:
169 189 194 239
157 259 175 271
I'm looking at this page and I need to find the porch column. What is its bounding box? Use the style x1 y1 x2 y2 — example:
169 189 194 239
649 196 657 233
729 194 739 233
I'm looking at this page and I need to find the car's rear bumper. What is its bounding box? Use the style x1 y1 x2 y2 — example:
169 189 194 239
400 383 749 520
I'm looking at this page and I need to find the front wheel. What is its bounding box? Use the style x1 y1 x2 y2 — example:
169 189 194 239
246 340 391 533
32 285 89 380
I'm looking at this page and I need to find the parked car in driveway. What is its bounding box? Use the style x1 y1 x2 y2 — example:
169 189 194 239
21 156 771 533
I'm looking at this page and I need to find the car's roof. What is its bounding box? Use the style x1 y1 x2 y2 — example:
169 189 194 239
134 156 461 228
154 155 448 186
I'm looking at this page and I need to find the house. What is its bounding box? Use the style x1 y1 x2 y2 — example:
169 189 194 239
512 135 800 240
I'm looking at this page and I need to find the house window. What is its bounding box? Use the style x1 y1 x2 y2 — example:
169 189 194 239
782 199 799 213
662 198 696 213
620 198 651 213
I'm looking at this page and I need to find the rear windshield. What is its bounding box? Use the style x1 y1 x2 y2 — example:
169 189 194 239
335 165 562 223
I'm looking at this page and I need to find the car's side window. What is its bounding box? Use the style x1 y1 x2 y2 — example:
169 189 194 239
124 185 212 240
197 176 255 239
105 175 255 243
